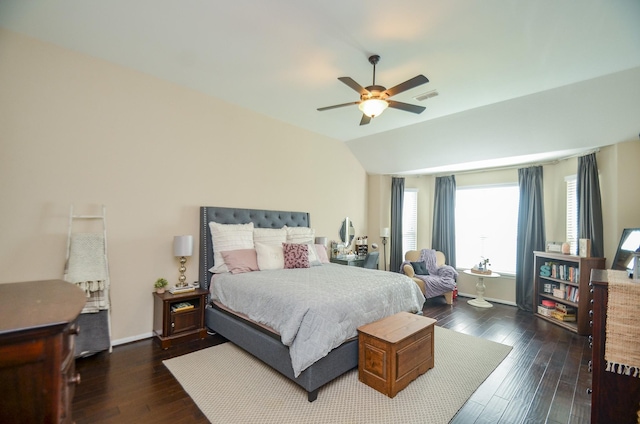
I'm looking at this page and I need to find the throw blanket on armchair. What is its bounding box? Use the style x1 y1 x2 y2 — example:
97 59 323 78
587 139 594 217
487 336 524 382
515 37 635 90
402 249 458 299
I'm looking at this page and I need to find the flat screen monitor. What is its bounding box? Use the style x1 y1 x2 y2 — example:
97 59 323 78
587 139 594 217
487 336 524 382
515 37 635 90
611 228 640 272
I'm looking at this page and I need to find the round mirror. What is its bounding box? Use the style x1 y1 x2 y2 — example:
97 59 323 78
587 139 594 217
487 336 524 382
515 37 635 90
339 217 355 247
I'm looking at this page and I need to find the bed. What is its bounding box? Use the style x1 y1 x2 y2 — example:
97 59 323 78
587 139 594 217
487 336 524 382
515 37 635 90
198 206 425 401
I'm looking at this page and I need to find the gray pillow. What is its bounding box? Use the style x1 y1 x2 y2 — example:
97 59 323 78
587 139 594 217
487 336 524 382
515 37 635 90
410 261 429 275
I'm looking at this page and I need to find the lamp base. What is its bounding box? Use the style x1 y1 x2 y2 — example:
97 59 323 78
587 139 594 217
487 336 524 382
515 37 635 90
169 284 196 294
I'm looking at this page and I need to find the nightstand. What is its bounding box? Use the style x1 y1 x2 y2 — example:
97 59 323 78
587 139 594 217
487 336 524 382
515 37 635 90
330 257 365 267
153 288 208 349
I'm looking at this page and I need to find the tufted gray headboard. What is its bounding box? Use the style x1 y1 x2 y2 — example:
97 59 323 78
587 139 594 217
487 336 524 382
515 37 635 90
199 206 311 290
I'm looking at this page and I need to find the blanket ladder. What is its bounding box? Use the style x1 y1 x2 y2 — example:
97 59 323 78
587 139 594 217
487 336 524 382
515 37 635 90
64 204 113 355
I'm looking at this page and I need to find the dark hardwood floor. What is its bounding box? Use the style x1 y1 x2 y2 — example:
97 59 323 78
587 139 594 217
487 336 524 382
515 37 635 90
72 296 592 423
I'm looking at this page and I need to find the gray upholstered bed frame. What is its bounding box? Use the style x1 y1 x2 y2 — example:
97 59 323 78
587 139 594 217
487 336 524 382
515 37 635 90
198 206 358 402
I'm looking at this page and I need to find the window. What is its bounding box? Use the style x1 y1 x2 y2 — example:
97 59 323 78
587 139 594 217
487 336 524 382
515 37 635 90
566 175 578 254
403 189 418 256
455 184 519 274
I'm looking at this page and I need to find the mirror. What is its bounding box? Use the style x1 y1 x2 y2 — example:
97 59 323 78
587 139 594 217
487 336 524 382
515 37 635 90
339 217 355 247
612 228 640 272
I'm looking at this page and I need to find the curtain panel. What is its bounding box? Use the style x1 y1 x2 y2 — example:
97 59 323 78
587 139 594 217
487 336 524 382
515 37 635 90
390 177 405 273
577 153 604 259
516 166 546 312
432 175 457 269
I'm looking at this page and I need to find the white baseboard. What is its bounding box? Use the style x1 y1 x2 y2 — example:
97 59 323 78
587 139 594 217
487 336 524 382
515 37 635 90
112 332 153 347
457 292 517 307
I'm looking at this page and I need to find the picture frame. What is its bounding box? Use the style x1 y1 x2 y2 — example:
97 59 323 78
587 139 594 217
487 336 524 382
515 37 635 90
578 238 591 257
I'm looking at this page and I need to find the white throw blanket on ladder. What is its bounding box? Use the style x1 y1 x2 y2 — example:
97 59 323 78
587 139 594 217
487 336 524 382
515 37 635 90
64 233 110 313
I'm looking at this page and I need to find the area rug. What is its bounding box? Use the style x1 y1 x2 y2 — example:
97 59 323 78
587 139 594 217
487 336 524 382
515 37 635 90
164 326 511 424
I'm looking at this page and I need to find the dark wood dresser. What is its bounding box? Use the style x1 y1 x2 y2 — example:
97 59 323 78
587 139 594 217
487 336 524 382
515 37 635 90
0 280 86 424
589 269 640 423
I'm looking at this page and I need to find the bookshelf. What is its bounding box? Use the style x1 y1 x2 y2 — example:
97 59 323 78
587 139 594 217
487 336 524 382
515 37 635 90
533 251 605 335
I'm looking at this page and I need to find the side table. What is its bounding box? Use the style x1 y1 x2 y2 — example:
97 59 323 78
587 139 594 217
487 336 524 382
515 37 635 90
153 288 208 349
463 269 501 308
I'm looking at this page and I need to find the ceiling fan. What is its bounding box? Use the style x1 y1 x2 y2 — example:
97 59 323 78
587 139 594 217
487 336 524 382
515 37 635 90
317 55 429 126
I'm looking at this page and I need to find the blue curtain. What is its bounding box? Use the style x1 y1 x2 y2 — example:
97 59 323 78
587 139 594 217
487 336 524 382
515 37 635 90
431 175 457 268
577 153 604 258
516 166 546 312
390 177 404 272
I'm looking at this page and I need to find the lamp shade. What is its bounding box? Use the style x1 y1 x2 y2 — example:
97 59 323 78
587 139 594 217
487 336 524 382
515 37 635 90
359 98 388 118
380 227 390 238
173 235 193 257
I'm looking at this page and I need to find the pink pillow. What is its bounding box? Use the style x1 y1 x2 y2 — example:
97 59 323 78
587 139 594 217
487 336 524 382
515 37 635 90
314 244 330 264
220 249 259 274
283 243 310 269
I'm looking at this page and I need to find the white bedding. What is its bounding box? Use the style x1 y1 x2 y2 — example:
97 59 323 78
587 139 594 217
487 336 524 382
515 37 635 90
210 263 425 377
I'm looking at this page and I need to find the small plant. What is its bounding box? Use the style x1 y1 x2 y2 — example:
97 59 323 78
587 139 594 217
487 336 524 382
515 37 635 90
154 278 168 289
478 257 491 270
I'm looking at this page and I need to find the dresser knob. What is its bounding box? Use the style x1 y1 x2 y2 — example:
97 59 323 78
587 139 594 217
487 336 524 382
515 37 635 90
590 299 594 305
69 324 80 335
589 310 593 318
69 373 81 385
590 288 594 294
588 360 592 372
590 320 593 327
586 388 592 395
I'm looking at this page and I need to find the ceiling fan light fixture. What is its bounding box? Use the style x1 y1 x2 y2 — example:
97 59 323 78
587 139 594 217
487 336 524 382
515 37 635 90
359 98 389 118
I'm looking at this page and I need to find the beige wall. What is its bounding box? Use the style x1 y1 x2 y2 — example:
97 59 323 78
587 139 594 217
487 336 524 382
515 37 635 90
0 30 368 343
370 140 640 305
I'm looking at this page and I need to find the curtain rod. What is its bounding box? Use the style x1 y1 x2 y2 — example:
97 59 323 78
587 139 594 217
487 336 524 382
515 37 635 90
389 148 601 178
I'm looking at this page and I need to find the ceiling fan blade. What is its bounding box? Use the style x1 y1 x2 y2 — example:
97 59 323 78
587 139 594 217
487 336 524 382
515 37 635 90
317 101 360 111
359 114 371 126
384 75 429 98
387 100 426 114
338 77 369 95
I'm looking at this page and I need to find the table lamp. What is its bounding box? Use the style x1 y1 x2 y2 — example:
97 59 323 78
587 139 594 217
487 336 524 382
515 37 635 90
173 235 193 287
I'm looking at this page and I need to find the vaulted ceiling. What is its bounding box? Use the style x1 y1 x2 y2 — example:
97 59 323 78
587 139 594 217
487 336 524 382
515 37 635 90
1 1 639 174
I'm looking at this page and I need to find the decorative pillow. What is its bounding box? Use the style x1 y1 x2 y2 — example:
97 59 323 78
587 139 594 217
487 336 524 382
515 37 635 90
314 244 330 264
253 227 287 246
255 242 284 270
221 249 259 274
209 222 254 273
283 243 310 269
411 261 429 275
285 226 315 244
306 243 322 266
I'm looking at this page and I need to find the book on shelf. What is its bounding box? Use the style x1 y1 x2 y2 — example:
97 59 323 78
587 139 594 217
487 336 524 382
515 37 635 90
551 310 576 322
171 302 194 312
169 284 196 294
554 303 576 315
542 261 580 283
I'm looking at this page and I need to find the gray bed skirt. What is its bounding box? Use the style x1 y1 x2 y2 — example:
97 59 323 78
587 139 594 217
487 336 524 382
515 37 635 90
205 303 359 401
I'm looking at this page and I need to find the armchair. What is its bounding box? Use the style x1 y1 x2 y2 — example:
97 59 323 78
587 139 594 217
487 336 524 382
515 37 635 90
402 249 456 305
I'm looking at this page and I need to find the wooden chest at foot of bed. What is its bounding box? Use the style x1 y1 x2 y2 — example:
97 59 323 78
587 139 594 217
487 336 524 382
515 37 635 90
357 312 436 398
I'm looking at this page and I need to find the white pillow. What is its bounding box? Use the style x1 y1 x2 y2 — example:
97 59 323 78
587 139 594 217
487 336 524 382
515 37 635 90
253 227 287 246
306 243 321 266
209 222 254 273
255 242 284 270
285 226 315 244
